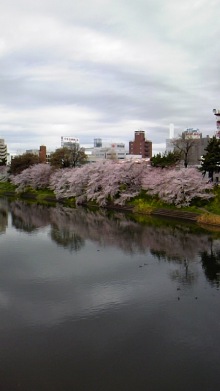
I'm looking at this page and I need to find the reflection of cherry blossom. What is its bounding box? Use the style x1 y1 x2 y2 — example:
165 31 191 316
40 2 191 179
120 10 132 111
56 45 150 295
50 228 85 252
8 200 216 261
10 201 51 231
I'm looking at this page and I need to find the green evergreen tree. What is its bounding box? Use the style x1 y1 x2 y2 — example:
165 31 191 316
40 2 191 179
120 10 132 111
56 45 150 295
200 136 220 181
150 150 181 168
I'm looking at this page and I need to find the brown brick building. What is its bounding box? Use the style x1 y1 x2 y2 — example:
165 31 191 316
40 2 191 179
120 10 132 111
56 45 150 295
129 131 152 158
39 145 47 163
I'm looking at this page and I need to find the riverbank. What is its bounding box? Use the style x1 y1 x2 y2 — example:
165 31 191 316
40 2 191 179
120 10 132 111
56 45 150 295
1 182 220 227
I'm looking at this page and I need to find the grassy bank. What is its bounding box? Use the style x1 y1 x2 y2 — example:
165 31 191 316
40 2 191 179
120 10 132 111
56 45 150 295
128 190 211 215
1 181 220 225
0 182 17 194
0 182 57 204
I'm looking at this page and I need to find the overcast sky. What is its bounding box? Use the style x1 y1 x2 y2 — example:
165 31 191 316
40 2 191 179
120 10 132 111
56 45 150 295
0 0 219 155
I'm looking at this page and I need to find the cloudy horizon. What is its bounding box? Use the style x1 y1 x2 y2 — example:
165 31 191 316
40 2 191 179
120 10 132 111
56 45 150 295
0 0 219 155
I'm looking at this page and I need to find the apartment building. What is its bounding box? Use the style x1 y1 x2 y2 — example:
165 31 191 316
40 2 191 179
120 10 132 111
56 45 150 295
0 138 7 164
129 131 152 158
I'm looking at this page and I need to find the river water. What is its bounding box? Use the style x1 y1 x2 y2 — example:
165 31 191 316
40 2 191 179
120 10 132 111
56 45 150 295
0 198 220 391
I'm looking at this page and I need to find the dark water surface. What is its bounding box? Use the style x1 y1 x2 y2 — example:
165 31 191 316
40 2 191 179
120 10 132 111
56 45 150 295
0 198 220 391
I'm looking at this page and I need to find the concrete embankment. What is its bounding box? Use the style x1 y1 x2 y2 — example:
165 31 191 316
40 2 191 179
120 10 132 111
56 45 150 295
151 208 199 222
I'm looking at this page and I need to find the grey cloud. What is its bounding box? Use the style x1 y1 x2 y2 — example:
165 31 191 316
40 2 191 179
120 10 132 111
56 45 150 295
0 0 219 153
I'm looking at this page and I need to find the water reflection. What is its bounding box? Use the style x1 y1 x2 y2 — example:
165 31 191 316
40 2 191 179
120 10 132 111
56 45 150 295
50 228 84 252
1 198 220 391
170 259 197 286
0 198 8 234
10 201 52 231
2 198 220 284
201 245 220 286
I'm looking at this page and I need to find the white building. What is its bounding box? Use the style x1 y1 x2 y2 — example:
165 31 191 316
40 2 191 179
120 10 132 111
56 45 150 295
0 138 7 164
85 143 127 162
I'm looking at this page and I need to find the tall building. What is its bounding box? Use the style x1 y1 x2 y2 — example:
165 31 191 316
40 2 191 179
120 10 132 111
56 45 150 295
213 109 220 138
39 145 47 163
169 123 174 139
213 109 220 130
166 123 175 152
94 138 102 148
182 129 210 165
0 138 7 164
172 129 210 166
26 146 50 164
129 131 152 158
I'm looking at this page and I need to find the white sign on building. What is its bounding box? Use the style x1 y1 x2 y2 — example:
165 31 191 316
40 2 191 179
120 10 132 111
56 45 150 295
61 136 80 146
184 128 201 139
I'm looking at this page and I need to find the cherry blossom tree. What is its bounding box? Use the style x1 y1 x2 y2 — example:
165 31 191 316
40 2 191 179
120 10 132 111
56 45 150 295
11 164 52 192
50 160 148 206
0 166 9 182
50 165 91 203
142 167 213 207
9 159 214 208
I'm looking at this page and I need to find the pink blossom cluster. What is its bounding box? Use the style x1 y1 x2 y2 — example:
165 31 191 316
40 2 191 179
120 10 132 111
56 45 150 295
11 164 52 192
10 161 213 207
142 166 213 206
0 166 9 182
50 160 146 206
